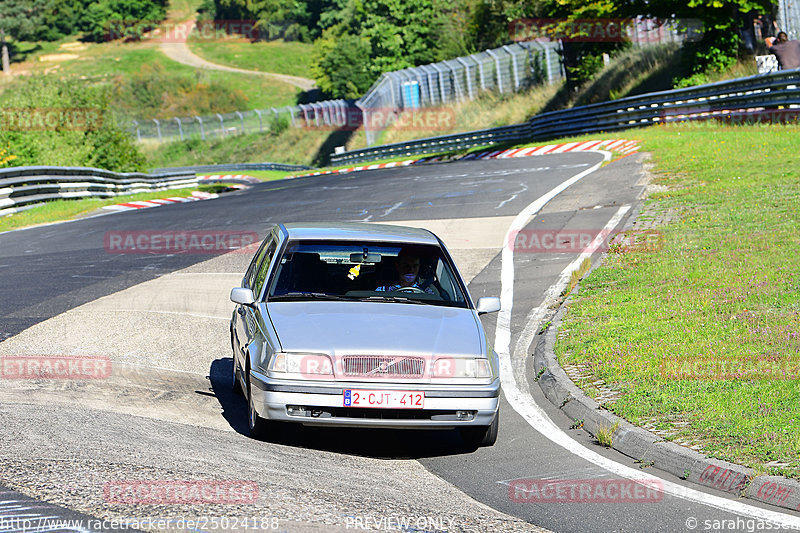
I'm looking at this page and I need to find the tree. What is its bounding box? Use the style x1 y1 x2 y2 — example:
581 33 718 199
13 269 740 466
80 0 169 42
311 31 374 98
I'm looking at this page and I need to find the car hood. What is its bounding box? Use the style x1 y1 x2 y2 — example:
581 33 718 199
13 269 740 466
266 301 483 357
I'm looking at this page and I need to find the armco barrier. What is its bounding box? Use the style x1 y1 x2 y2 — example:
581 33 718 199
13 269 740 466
0 166 198 217
151 162 311 174
330 68 800 165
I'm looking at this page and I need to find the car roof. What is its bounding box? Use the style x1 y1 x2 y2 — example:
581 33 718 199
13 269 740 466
280 222 440 245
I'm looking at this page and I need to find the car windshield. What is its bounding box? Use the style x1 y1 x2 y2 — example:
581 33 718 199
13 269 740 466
267 240 469 308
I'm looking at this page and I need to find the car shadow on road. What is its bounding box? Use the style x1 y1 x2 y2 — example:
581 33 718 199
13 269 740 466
209 357 484 460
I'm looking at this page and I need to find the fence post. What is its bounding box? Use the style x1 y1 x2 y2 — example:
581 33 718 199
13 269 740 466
132 120 141 142
216 113 224 136
544 47 553 84
503 45 521 90
486 49 504 93
359 102 375 146
195 116 205 140
255 109 263 132
285 106 297 127
424 66 437 105
236 111 245 134
174 117 184 141
448 62 463 101
456 58 474 100
431 64 447 103
299 104 310 127
153 119 162 142
477 56 487 91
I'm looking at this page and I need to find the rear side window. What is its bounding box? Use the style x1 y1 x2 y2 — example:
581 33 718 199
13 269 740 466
253 239 278 299
245 237 272 289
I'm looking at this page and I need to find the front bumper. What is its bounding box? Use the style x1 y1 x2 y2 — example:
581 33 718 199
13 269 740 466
249 370 500 429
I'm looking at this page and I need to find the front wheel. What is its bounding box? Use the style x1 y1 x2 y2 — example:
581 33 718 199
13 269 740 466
460 410 499 448
247 379 271 440
232 355 244 396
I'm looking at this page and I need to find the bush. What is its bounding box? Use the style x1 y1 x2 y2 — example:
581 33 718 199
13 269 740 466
80 0 169 43
0 77 145 171
268 114 290 136
111 62 251 120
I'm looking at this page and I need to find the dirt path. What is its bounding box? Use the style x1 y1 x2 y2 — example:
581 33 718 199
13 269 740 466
160 20 316 91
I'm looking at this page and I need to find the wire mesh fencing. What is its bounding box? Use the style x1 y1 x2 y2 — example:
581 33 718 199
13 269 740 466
356 41 564 146
128 41 564 146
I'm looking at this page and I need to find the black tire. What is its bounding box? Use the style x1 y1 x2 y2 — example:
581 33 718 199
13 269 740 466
247 380 270 440
231 354 244 396
460 410 499 448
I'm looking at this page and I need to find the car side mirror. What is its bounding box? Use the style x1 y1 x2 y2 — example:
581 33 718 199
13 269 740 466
230 287 256 306
476 296 501 315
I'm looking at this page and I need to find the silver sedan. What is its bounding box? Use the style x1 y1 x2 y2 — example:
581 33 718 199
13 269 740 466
230 222 501 446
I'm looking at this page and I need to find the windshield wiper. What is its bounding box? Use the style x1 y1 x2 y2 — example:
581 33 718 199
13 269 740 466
270 292 348 301
361 295 438 305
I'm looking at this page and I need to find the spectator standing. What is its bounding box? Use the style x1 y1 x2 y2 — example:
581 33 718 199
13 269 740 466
769 31 800 69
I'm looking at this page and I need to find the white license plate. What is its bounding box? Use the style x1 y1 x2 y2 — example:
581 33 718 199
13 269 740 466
343 389 424 409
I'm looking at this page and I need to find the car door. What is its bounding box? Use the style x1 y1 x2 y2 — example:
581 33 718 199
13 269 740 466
233 233 278 367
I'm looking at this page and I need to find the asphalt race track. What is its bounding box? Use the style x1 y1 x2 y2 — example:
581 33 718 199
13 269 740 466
1 153 799 532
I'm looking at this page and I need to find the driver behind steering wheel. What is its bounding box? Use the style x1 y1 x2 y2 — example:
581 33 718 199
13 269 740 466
375 249 435 294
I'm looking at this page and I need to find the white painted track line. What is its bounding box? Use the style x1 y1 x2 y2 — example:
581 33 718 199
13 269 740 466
494 150 800 526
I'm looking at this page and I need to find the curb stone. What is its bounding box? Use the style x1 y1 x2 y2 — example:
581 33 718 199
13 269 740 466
532 263 800 514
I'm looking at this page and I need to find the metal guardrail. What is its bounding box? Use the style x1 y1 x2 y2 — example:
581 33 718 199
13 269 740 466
151 162 311 174
0 166 198 217
330 69 800 165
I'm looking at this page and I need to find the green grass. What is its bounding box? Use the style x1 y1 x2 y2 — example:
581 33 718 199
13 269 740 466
167 0 202 21
7 42 301 115
0 185 221 233
231 169 297 181
188 39 314 79
54 47 300 113
555 122 800 478
142 127 335 168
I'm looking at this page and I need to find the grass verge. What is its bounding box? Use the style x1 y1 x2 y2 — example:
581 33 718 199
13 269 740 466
4 41 301 115
0 184 222 233
234 170 298 181
555 122 800 478
187 38 313 79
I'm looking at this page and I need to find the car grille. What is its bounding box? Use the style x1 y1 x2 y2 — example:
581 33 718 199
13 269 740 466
341 356 425 377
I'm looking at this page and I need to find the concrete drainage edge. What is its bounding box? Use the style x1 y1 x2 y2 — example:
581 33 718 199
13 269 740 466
532 304 800 513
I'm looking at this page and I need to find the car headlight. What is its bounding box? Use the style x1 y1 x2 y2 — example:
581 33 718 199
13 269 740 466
270 352 334 377
432 357 491 378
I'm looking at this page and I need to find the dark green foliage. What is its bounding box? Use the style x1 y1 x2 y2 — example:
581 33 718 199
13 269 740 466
268 113 289 136
79 0 169 42
0 77 145 171
0 0 168 43
311 32 374 99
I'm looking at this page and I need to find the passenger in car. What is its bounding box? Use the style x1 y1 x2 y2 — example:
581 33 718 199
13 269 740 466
375 249 436 294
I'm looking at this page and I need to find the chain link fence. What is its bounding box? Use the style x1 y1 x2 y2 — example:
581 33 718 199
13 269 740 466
778 0 800 39
356 41 564 145
128 40 564 146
